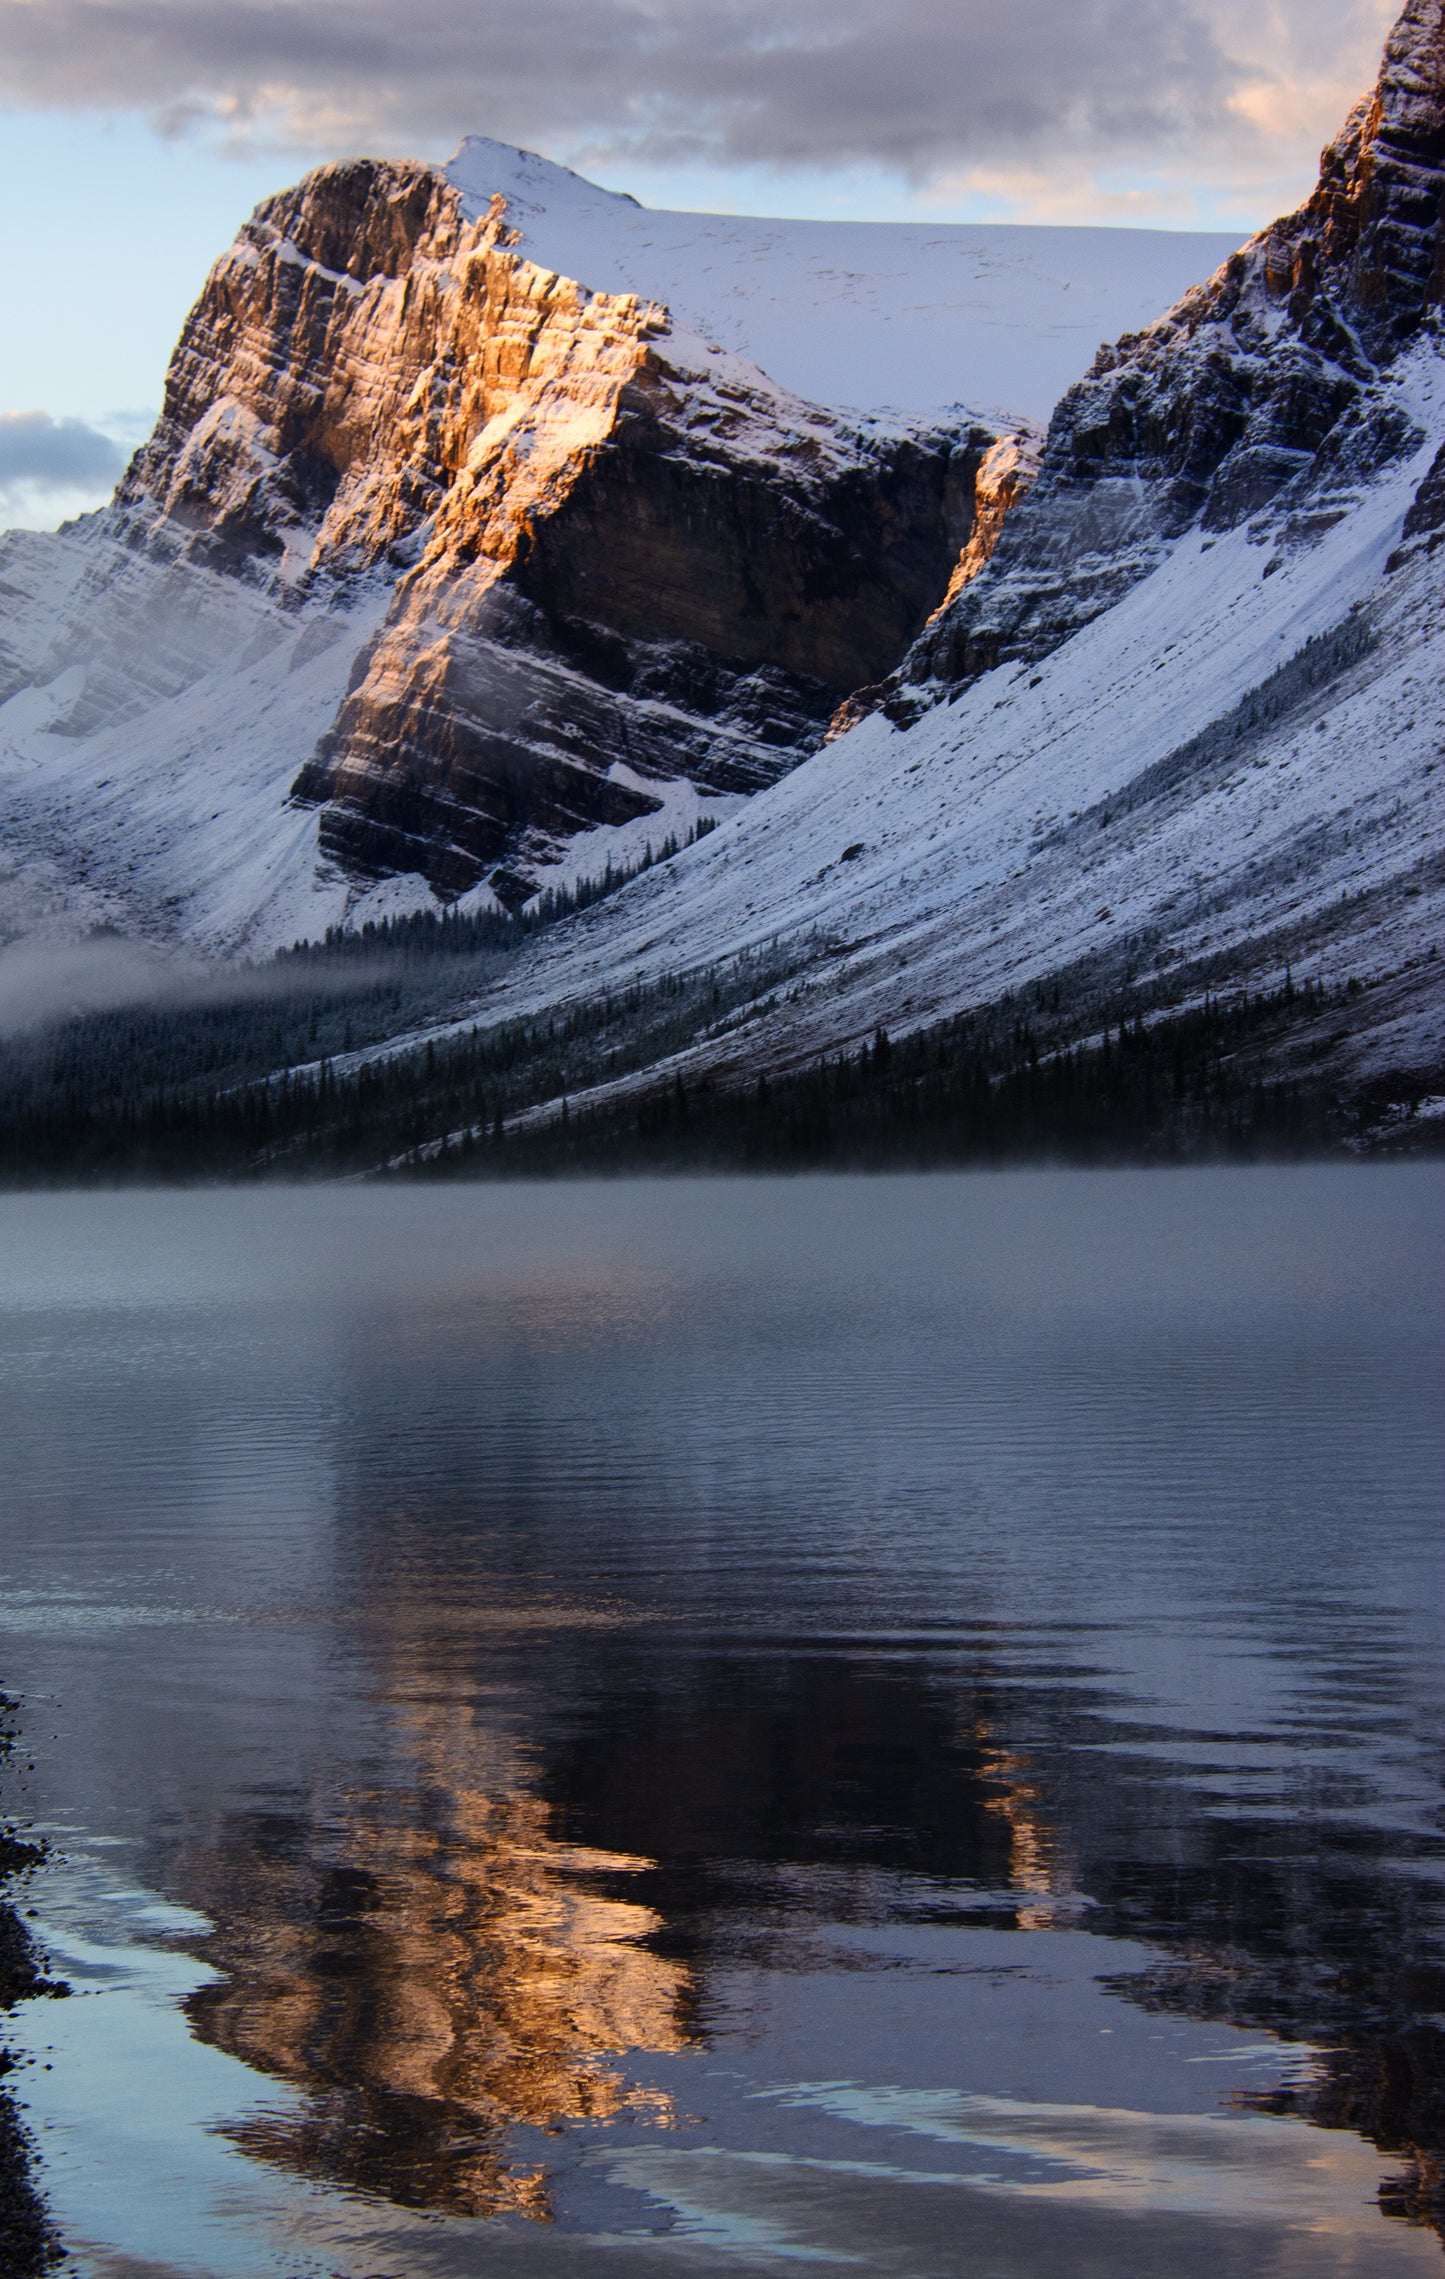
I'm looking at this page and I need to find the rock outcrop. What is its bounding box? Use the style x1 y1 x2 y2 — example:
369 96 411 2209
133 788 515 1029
83 160 1003 900
905 0 1445 695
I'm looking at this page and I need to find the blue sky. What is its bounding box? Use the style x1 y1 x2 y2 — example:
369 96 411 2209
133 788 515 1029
0 0 1397 526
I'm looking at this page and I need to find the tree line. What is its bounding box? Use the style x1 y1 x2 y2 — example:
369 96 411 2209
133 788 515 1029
407 976 1356 1179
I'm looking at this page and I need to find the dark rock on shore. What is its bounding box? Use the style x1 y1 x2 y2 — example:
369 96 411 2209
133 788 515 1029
0 1700 62 2278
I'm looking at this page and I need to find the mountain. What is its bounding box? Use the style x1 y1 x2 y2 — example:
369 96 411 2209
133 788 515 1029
359 0 1440 1143
0 151 1232 952
0 2 1440 1170
903 0 1445 690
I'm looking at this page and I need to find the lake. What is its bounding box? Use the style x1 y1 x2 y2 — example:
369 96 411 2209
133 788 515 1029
0 1168 1441 2277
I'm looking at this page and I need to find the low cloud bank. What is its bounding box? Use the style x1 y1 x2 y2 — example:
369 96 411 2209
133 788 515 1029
0 410 125 489
0 410 127 528
0 931 406 1038
0 935 210 1037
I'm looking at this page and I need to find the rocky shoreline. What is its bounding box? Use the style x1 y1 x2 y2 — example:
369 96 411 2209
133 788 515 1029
0 1699 60 2278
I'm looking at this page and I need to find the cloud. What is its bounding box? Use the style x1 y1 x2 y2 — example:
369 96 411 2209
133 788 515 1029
0 0 1400 222
0 410 128 527
0 409 127 489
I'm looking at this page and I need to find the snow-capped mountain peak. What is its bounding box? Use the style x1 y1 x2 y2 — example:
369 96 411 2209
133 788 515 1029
0 1 1439 1124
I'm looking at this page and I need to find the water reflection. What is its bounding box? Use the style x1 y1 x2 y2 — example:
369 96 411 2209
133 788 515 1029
181 1651 690 2217
0 1171 1441 2273
168 1605 1445 2247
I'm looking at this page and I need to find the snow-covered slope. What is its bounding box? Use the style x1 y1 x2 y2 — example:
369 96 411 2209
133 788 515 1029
446 140 1239 428
345 335 1445 1106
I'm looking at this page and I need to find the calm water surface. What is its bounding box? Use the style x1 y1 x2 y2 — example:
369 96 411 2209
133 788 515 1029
0 1168 1442 2278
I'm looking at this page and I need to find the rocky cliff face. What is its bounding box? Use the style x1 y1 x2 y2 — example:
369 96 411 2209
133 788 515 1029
905 0 1445 696
81 160 1000 901
292 322 990 899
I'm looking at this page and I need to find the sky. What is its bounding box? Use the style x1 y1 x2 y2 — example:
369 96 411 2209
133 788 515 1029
0 0 1399 528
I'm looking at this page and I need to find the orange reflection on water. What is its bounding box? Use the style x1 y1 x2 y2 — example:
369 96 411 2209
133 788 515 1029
181 1664 691 2220
979 1741 1082 1929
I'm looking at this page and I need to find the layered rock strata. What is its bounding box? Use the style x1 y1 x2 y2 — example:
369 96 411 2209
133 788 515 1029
904 0 1445 697
292 328 993 898
74 160 1004 899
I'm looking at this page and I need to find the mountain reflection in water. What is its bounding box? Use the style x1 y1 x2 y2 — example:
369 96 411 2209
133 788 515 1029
181 1681 690 2217
0 1170 1441 2275
173 1606 1445 2244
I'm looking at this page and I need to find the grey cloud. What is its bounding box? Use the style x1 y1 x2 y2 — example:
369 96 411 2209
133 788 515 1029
0 0 1376 181
0 410 127 495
